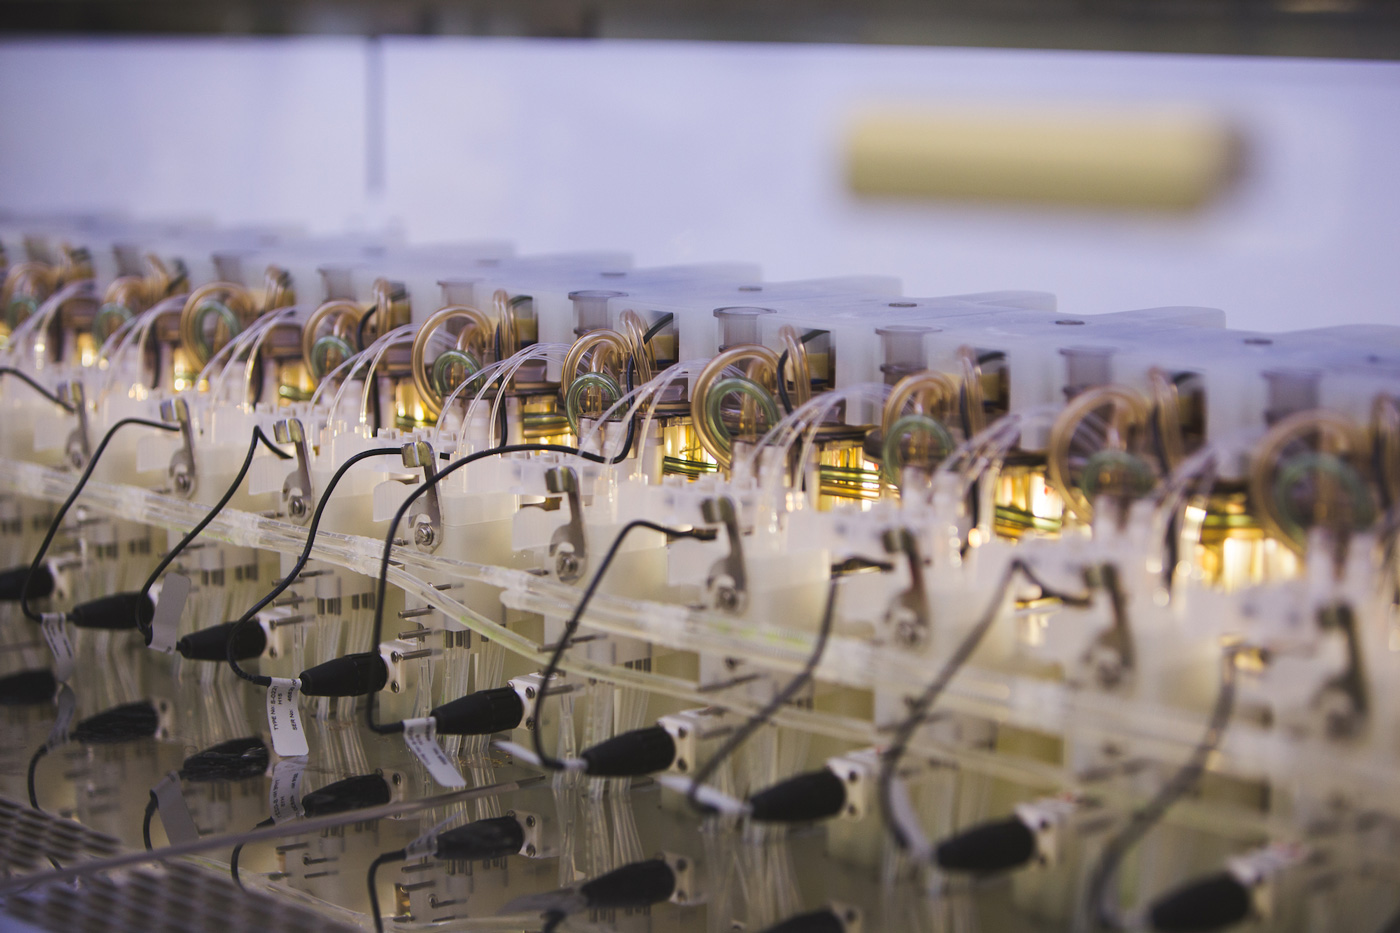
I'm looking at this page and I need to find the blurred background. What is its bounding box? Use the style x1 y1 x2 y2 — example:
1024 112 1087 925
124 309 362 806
1 2 1397 330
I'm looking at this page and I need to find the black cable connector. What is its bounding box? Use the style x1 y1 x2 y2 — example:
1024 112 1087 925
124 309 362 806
761 908 849 933
1148 872 1253 933
30 700 162 812
67 591 154 631
0 668 58 705
176 620 268 662
0 563 53 601
747 768 848 824
301 773 393 816
579 857 677 910
429 685 526 736
578 725 677 778
934 816 1038 875
179 736 269 783
297 652 389 698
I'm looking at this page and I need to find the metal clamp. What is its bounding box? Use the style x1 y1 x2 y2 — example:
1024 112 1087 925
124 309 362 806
701 496 746 614
274 418 315 523
401 440 442 552
882 527 930 649
58 381 90 470
159 396 197 497
545 466 586 583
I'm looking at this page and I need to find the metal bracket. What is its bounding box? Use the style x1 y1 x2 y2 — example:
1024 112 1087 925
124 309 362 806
701 496 746 614
882 527 930 649
58 381 90 470
401 440 442 552
274 418 315 523
159 396 197 497
545 466 586 583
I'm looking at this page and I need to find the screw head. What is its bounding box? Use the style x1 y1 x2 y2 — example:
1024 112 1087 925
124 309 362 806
414 522 436 547
173 471 192 493
715 584 740 613
555 551 580 579
287 497 307 518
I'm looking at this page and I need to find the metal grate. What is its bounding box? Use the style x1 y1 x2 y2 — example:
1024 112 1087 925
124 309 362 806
0 796 121 874
3 861 362 933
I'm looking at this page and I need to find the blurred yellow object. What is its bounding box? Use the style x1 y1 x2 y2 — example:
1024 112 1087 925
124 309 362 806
846 106 1240 210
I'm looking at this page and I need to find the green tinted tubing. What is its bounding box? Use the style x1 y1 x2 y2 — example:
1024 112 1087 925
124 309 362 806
192 300 242 361
430 349 482 398
703 375 781 459
881 413 955 484
1080 448 1157 501
5 296 37 330
1273 451 1376 546
311 334 356 380
565 371 623 436
93 303 134 345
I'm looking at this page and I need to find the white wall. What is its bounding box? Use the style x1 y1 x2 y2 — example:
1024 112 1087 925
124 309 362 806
2 37 1398 332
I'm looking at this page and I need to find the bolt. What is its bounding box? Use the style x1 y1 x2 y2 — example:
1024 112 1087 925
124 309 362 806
287 497 307 519
525 686 536 699
555 551 580 579
173 472 192 494
525 843 536 857
715 585 740 613
414 522 436 548
390 680 401 694
525 815 535 827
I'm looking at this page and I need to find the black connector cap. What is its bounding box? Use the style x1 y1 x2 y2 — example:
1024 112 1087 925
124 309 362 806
748 768 847 824
761 908 847 933
579 725 677 778
298 652 389 697
435 815 526 861
1149 872 1253 932
0 563 53 601
180 736 269 783
580 858 676 910
70 701 160 744
0 668 58 705
934 816 1038 875
300 773 392 816
430 685 526 736
176 621 267 662
68 591 154 631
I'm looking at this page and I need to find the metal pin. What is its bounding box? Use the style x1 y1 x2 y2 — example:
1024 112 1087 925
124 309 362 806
697 672 765 694
273 595 305 607
398 607 435 619
432 582 461 591
398 880 437 892
391 648 435 662
393 538 409 547
397 628 432 640
297 569 332 579
540 633 603 652
268 615 311 629
304 870 339 879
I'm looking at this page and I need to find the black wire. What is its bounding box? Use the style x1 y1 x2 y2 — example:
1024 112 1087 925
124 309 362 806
21 417 181 622
230 816 275 888
876 559 1093 851
143 793 158 851
356 306 377 351
367 849 407 933
642 312 674 346
529 519 716 770
1085 645 1241 931
226 447 402 686
0 367 76 412
27 744 47 811
775 329 824 416
684 575 840 813
366 442 642 735
136 426 290 638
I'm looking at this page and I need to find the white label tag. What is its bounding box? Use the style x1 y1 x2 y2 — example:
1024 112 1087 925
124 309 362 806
148 574 190 654
152 771 200 845
41 613 75 682
268 755 308 824
402 717 466 789
265 678 309 757
45 684 76 750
